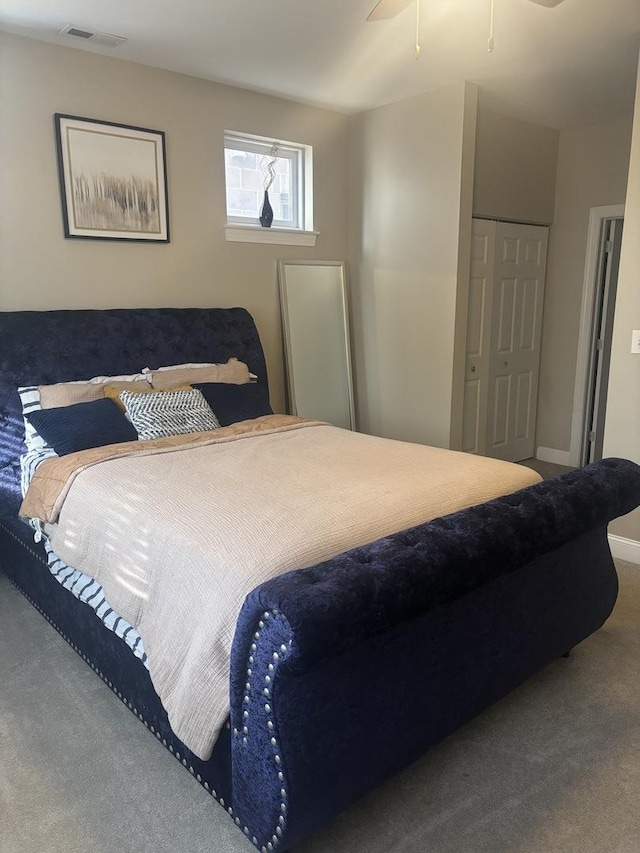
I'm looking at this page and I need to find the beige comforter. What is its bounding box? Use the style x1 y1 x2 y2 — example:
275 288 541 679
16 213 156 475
21 415 540 759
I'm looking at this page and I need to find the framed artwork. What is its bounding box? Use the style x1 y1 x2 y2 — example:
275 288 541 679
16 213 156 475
54 114 170 242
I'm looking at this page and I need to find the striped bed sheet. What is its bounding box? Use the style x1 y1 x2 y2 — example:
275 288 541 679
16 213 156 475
42 536 148 666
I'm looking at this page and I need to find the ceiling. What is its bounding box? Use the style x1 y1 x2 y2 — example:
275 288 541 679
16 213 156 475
1 0 639 129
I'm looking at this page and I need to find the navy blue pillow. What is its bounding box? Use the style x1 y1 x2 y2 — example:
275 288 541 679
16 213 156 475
193 382 273 427
26 398 138 455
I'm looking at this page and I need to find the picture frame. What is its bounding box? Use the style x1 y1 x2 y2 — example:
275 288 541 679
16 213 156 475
54 113 170 242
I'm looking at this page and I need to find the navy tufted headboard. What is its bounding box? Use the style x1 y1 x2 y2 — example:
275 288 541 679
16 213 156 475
0 307 268 517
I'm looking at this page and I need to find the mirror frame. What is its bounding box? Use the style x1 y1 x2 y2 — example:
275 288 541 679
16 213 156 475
278 259 356 430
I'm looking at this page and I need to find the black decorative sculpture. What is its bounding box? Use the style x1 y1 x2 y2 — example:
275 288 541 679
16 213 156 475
259 142 279 228
259 191 274 228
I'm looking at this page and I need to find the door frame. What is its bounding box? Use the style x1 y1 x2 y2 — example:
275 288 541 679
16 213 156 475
569 204 624 466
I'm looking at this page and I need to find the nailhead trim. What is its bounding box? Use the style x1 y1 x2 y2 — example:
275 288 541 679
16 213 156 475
233 610 290 849
1 523 49 567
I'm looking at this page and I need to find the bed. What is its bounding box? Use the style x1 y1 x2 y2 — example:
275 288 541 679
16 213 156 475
1 306 639 852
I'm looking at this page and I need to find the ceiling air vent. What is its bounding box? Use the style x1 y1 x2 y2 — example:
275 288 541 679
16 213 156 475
59 24 127 48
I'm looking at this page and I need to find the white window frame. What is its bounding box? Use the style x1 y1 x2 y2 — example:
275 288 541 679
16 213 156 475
223 130 317 247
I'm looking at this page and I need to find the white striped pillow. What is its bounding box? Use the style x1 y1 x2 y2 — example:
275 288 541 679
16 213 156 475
17 386 57 537
17 386 50 455
17 386 57 496
120 388 220 441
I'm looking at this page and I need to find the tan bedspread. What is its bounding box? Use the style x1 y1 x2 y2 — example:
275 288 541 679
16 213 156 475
21 415 540 759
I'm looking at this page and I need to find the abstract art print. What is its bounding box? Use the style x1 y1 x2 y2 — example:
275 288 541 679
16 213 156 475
54 114 170 242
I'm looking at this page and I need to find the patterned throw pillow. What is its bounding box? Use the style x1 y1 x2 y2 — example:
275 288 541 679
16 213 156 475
120 388 221 441
104 383 192 412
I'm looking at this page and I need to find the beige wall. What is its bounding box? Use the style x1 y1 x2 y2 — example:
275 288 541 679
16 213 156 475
0 33 351 411
349 82 477 448
473 108 559 225
604 59 640 542
536 117 633 453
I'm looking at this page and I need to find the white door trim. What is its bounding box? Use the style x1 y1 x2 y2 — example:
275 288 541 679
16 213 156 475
569 204 624 466
608 534 640 565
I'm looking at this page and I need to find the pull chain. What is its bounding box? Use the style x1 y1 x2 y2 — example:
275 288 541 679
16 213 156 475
413 0 492 61
488 0 495 52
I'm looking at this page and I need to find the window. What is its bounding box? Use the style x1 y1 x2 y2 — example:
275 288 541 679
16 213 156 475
224 132 315 244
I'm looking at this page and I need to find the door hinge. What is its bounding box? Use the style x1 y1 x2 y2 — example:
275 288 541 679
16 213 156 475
588 430 596 442
605 240 613 253
595 338 604 351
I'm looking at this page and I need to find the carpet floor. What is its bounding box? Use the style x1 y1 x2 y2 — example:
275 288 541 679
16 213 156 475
1 561 639 853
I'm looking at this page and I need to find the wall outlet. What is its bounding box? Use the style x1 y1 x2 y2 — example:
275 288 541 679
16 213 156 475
632 330 640 354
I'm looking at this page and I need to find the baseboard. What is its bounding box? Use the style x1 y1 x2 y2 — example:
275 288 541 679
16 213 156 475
608 534 640 565
535 446 572 466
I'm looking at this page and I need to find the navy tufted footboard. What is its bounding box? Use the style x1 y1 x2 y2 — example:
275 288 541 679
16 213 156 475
229 459 640 849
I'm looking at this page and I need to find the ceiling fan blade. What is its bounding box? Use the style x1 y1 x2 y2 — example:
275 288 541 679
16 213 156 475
367 0 414 22
527 0 565 7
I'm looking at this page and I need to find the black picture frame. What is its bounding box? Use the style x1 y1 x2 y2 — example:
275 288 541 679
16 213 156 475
54 113 170 242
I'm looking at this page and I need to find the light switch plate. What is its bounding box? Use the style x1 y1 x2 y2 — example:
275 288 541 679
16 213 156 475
632 330 640 354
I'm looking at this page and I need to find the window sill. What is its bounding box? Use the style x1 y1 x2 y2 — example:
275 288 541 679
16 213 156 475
224 224 319 247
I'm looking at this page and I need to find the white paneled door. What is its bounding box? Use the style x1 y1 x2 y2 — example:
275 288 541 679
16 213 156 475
463 219 548 462
462 219 495 455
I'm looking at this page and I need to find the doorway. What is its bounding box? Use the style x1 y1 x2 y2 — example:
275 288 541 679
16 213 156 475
570 205 624 466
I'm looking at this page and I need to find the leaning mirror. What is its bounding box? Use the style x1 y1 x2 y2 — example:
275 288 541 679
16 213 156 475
278 260 355 430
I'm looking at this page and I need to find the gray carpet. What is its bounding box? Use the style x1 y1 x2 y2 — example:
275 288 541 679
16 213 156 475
1 562 639 853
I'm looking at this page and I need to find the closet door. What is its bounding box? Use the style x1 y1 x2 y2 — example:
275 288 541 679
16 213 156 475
463 219 548 462
486 221 548 461
462 219 495 454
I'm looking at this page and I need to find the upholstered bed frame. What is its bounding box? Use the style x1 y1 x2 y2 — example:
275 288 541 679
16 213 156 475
1 307 639 852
